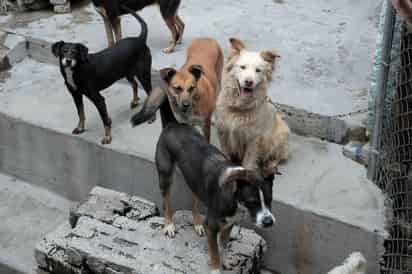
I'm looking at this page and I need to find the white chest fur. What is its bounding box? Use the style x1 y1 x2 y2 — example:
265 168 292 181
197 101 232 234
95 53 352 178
64 67 77 90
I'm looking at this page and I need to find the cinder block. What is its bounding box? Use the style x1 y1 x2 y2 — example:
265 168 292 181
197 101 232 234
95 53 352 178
36 187 266 274
53 2 70 13
69 186 159 228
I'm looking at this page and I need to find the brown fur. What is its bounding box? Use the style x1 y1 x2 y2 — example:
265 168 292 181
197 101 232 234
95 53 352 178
161 38 223 141
214 38 289 177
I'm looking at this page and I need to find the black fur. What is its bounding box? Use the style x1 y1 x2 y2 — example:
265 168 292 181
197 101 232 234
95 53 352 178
52 12 153 140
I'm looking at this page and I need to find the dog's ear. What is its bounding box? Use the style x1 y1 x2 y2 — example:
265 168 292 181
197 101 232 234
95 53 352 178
51 41 64 57
160 68 177 84
77 44 89 63
229 37 246 58
219 167 262 188
261 50 280 65
188 65 203 81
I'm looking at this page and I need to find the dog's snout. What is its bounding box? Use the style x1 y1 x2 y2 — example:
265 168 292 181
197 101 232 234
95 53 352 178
262 216 274 227
245 79 254 87
66 59 72 65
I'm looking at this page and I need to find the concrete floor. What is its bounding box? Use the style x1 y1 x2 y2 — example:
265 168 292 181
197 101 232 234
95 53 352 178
0 173 73 274
1 0 382 120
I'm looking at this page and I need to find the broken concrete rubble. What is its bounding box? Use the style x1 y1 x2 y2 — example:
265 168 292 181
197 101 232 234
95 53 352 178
36 187 267 274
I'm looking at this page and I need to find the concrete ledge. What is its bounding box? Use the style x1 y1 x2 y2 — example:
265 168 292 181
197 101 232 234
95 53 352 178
2 35 362 144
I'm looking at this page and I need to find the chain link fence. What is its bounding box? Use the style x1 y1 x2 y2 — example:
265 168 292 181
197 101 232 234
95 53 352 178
370 3 412 273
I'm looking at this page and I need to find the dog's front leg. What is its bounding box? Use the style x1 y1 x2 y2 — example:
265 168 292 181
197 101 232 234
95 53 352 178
202 116 211 143
72 93 86 135
205 218 222 274
241 143 260 171
87 93 112 144
192 194 205 236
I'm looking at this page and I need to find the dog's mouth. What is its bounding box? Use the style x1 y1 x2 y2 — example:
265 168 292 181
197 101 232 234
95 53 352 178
237 81 254 97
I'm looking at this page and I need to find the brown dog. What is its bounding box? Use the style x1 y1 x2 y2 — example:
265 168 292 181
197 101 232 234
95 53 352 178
93 0 184 53
131 37 223 142
214 38 290 178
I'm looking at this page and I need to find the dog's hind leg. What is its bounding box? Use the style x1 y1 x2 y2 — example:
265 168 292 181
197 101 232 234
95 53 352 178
95 7 115 47
112 17 122 43
156 144 176 238
175 15 184 44
192 195 205 236
162 16 178 53
70 91 86 134
126 75 139 109
86 93 112 145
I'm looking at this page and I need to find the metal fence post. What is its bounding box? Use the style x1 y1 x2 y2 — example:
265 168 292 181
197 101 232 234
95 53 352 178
368 1 397 180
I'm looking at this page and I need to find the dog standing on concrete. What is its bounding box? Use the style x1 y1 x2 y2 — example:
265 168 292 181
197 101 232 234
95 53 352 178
153 122 276 274
52 10 153 145
214 38 290 179
92 0 184 53
130 37 223 142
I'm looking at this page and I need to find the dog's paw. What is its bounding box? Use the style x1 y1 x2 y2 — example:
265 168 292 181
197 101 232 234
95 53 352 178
72 127 85 135
101 135 112 145
194 224 205 237
148 115 156 124
130 100 139 109
209 269 222 274
163 223 176 238
162 46 175 54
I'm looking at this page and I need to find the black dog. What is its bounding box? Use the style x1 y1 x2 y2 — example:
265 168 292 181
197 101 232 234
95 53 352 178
52 10 152 145
93 0 184 53
152 122 276 273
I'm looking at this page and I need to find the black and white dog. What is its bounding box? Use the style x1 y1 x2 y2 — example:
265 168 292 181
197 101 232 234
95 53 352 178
52 8 152 144
150 121 276 273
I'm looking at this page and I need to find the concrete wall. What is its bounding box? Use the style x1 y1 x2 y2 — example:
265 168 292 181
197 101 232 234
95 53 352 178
0 110 383 274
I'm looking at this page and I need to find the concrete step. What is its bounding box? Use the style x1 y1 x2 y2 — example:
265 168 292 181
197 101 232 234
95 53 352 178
0 173 74 274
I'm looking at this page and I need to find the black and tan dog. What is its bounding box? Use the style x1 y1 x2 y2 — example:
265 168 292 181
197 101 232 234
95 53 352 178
153 122 276 274
92 0 184 53
52 10 152 145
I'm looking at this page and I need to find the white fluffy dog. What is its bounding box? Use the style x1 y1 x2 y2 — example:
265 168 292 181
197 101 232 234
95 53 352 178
326 252 367 274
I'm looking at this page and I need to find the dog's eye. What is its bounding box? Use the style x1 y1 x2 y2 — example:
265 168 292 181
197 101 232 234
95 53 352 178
240 65 246 70
256 68 262 73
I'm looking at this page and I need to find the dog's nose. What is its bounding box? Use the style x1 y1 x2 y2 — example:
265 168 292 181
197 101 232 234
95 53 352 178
245 79 254 87
182 100 191 110
262 216 274 227
66 59 72 66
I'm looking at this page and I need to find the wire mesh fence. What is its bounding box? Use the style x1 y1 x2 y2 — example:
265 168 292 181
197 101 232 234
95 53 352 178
373 8 412 273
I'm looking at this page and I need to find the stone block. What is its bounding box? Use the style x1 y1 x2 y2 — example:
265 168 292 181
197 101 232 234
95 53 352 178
36 187 266 274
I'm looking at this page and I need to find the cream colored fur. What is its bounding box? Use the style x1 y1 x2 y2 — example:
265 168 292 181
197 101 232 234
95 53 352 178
214 38 289 177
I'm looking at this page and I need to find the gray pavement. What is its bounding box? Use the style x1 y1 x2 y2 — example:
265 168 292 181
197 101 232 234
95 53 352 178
0 173 73 274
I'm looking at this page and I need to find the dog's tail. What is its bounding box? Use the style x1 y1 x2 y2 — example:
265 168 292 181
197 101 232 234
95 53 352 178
131 87 167 127
120 5 148 42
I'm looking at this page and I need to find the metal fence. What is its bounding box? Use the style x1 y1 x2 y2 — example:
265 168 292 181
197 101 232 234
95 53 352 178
370 3 412 273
